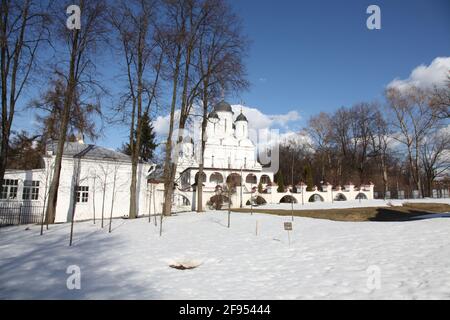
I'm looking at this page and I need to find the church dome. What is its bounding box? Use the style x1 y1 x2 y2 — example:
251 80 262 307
214 100 233 113
235 112 248 122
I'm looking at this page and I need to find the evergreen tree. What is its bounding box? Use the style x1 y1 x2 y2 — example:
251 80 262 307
304 164 314 191
7 131 44 170
277 171 285 193
258 181 263 193
120 112 157 162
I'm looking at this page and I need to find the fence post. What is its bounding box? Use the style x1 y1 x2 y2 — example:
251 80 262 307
18 204 22 225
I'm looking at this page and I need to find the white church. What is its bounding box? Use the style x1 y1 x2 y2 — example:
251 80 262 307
176 101 273 191
149 101 374 213
1 101 374 224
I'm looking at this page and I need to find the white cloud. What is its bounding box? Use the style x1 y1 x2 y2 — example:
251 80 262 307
153 104 301 139
153 110 181 138
388 57 450 92
231 104 300 132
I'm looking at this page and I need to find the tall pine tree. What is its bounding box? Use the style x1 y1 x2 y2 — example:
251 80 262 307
303 164 314 191
276 171 285 193
120 112 157 162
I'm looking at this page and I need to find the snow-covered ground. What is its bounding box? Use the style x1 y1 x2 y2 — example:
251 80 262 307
255 198 450 211
1 206 450 299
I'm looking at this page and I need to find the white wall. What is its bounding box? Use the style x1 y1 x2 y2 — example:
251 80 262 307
3 156 152 223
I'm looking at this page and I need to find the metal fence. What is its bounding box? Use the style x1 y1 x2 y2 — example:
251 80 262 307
0 202 44 227
374 189 450 200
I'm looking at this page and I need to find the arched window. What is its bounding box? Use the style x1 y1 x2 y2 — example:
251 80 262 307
260 175 271 185
356 193 368 200
308 194 324 202
334 193 347 201
226 173 242 186
246 174 257 184
195 172 207 184
210 172 223 185
280 195 297 204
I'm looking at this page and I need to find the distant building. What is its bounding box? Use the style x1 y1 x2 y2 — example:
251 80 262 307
1 102 375 225
176 100 274 194
148 101 374 212
1 140 152 223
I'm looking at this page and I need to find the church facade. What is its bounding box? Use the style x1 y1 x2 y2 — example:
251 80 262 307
0 101 375 225
176 101 274 195
161 101 374 211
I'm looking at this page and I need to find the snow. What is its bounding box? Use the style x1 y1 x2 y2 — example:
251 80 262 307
1 203 450 299
255 198 450 211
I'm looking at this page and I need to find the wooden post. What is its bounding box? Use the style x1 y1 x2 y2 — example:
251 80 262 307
92 176 96 224
250 181 253 215
288 230 291 247
153 186 157 227
291 199 294 222
148 186 152 223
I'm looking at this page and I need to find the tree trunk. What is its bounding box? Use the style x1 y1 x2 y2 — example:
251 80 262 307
128 26 146 219
45 28 80 224
197 94 209 213
0 0 30 185
162 47 182 216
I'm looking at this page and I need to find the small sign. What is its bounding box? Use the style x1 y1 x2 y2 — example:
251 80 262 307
284 222 292 231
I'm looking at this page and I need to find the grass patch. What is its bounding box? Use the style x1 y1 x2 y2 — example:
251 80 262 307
231 203 450 222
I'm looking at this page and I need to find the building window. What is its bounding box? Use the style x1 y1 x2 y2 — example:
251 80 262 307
22 181 40 201
0 179 18 200
76 186 89 203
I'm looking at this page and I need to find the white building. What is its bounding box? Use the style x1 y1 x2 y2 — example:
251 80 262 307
1 101 374 225
1 140 152 223
148 101 374 213
160 101 276 211
176 101 274 193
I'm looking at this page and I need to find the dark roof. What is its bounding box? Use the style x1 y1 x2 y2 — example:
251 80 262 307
236 112 248 122
47 141 131 162
148 166 164 182
214 100 233 113
208 111 219 119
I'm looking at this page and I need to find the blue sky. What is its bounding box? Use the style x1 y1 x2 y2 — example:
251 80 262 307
14 0 450 149
230 0 450 119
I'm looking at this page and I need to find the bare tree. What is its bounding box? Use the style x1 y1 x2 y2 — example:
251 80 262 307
369 109 392 197
350 103 377 185
45 0 108 224
160 0 248 215
0 0 49 185
161 0 208 216
429 73 450 119
420 126 450 197
194 0 248 212
109 0 162 219
307 112 333 182
386 86 439 197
